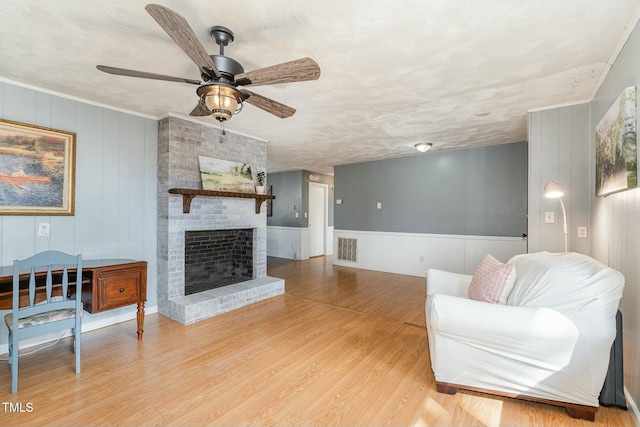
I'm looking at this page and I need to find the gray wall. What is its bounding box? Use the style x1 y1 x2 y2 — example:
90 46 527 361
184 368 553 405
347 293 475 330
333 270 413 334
0 81 158 346
267 170 334 227
527 103 591 254
267 170 304 227
334 142 528 237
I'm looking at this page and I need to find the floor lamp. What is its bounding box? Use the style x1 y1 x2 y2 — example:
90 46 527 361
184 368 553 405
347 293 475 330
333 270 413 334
544 181 568 252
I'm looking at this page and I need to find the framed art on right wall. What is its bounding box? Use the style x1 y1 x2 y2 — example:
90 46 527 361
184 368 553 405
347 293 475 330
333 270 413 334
595 86 637 197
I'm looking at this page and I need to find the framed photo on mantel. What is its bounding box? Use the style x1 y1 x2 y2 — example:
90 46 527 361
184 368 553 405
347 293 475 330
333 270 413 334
0 119 76 215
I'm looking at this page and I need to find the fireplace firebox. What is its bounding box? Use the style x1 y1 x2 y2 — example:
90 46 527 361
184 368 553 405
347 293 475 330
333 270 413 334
184 228 254 295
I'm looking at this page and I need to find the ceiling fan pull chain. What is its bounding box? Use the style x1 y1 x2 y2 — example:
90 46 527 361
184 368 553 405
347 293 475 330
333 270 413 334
219 121 226 144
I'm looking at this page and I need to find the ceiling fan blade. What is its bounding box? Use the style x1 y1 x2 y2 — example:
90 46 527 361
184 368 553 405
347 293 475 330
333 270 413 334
235 57 320 87
145 4 221 79
97 65 201 85
240 89 296 118
189 99 212 116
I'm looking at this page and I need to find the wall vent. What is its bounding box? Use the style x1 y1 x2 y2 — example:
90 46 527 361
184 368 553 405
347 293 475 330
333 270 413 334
337 238 357 262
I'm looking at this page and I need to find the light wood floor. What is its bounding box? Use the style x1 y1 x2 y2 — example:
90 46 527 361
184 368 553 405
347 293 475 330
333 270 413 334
0 256 633 426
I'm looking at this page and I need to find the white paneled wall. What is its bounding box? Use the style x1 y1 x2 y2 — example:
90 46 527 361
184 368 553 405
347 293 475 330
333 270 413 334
589 20 640 420
528 19 640 419
0 81 158 350
267 226 333 260
527 103 591 255
267 226 308 260
333 230 527 277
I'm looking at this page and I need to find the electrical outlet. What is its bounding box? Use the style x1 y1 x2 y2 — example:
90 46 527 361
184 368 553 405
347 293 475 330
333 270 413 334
578 226 588 238
37 223 50 237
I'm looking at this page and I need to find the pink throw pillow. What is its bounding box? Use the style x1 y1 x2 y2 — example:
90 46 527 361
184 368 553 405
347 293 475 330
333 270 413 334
468 254 516 304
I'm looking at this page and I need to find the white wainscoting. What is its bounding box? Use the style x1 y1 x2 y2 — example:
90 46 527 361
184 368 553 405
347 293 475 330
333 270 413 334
267 226 309 260
267 226 334 260
333 229 527 277
325 226 334 256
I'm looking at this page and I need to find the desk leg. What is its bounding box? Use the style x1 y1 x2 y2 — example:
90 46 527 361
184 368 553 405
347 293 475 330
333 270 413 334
137 301 145 341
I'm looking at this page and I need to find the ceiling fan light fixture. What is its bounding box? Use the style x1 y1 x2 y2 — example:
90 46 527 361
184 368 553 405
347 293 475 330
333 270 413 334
199 84 244 122
415 142 433 152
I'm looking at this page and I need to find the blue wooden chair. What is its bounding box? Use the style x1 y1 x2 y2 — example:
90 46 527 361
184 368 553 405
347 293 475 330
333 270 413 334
4 250 82 393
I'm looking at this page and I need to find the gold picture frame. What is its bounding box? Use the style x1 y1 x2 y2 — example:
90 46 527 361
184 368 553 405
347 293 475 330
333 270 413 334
0 119 76 215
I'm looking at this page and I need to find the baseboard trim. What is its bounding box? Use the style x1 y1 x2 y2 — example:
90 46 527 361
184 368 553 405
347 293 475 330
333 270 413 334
625 388 640 427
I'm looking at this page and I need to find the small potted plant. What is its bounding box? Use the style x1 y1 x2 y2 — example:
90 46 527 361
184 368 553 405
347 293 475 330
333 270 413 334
255 171 266 194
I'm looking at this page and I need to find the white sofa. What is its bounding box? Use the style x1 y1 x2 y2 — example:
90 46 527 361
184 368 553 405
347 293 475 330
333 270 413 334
425 251 624 420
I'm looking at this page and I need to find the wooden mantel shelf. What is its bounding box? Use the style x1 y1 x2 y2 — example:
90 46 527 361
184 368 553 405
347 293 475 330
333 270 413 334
168 188 275 214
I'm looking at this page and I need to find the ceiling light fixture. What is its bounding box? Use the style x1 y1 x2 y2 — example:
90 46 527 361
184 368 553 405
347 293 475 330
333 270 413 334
415 142 433 152
196 83 244 123
194 26 246 124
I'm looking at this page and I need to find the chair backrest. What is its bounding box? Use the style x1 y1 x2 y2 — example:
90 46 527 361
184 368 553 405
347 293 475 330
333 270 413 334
506 251 624 317
12 250 83 326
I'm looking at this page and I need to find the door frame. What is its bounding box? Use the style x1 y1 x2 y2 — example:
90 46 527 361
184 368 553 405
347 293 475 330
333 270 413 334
309 182 329 256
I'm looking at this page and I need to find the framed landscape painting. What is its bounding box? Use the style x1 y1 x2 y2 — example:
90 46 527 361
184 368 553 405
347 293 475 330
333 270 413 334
595 86 637 197
198 156 255 193
0 119 76 215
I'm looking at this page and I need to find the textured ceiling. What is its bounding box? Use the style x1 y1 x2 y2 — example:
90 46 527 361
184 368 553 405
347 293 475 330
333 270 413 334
1 0 638 174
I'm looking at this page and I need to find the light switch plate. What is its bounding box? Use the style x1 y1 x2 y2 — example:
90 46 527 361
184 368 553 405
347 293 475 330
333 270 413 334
544 212 555 223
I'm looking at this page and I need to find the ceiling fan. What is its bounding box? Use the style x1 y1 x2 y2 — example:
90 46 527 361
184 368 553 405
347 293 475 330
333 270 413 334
97 4 320 122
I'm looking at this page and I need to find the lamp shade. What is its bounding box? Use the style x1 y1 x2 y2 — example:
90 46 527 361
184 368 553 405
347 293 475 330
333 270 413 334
544 181 564 198
198 84 243 122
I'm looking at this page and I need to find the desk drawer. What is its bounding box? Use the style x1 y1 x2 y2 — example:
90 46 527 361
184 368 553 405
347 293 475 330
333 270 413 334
95 266 144 312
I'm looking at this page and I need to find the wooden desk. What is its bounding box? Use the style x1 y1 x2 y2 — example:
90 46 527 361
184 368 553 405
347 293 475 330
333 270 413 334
0 259 147 340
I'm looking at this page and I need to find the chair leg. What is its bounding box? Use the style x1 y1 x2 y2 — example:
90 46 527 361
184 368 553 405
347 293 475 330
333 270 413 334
7 331 12 372
10 330 18 393
74 322 81 374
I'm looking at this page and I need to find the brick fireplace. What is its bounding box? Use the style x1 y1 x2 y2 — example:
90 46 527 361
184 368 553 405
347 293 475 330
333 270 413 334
157 114 284 325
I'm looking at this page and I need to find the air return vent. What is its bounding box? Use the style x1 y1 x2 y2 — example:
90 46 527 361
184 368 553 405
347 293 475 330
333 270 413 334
337 238 357 262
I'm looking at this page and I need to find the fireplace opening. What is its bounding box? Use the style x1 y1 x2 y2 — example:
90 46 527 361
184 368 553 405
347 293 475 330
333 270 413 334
184 229 254 295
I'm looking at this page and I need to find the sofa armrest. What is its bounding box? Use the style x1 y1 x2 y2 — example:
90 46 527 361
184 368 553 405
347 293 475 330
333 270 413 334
427 269 473 298
429 294 579 364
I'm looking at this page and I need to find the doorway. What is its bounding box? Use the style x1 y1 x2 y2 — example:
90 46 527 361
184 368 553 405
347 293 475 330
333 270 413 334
309 182 328 257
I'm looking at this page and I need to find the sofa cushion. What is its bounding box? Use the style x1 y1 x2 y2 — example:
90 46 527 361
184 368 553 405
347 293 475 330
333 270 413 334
468 254 516 304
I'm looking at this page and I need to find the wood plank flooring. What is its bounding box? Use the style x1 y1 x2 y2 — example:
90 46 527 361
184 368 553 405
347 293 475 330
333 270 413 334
0 256 633 426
